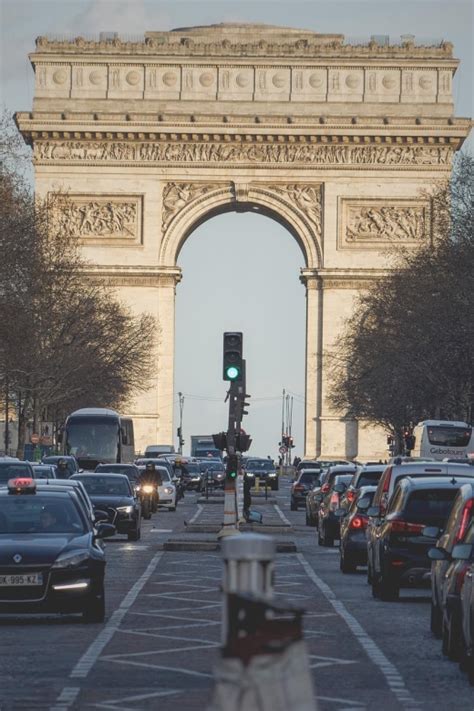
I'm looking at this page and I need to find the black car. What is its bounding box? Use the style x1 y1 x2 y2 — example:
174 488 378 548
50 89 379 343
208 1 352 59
0 476 114 621
370 476 463 601
71 473 141 541
0 461 35 486
338 485 376 572
95 463 141 492
31 464 57 480
291 469 323 510
339 465 385 513
245 459 279 491
317 473 354 547
41 455 80 478
202 461 226 489
305 475 325 527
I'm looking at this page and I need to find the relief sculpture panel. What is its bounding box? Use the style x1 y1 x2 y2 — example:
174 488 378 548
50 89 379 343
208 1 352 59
340 199 429 249
52 195 142 245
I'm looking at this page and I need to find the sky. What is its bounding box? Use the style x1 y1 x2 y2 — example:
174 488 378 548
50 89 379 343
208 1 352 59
1 0 472 458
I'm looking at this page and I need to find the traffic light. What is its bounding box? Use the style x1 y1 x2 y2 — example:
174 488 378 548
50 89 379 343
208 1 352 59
223 332 243 381
177 427 184 447
288 437 294 449
236 431 252 452
212 432 227 450
404 433 415 451
226 453 239 481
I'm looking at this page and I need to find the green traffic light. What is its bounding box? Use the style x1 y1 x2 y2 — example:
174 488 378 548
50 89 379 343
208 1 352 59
228 471 237 479
225 365 240 380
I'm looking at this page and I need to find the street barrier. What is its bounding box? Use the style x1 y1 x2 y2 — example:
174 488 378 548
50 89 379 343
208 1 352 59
209 534 316 711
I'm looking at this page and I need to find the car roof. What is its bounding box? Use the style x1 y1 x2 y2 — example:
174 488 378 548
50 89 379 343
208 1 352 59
72 472 129 480
399 475 474 490
328 464 357 472
96 463 138 469
391 462 474 474
357 464 386 472
0 486 72 499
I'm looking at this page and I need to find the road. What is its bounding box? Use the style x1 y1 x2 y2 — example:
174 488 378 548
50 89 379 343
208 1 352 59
1 476 472 710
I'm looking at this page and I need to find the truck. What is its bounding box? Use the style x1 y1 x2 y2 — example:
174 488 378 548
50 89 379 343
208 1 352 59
190 435 222 460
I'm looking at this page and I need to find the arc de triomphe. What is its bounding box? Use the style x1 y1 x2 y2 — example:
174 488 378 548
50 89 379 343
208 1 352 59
16 24 470 458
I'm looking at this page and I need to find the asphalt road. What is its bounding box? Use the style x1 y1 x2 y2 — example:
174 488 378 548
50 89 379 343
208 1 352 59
0 478 472 710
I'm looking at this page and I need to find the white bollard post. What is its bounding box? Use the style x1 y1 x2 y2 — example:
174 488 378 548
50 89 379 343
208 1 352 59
221 533 275 643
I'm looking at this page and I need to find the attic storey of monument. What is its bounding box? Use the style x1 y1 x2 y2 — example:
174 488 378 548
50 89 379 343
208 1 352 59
16 23 471 458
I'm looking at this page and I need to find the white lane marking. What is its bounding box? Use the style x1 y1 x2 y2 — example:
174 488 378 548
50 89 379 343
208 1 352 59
297 553 421 710
274 504 292 525
90 688 181 709
69 550 163 679
188 504 203 524
50 686 80 711
102 657 214 677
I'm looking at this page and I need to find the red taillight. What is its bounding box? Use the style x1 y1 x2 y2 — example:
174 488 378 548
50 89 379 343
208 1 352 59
350 514 367 530
294 484 305 492
455 563 470 595
321 483 330 493
330 492 339 510
390 519 425 535
347 490 356 502
382 468 392 494
455 499 474 544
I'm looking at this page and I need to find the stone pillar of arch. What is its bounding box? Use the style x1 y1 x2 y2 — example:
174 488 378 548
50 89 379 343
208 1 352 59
16 23 471 457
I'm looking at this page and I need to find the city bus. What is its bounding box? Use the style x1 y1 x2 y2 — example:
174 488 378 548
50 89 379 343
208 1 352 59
411 419 474 461
62 408 135 470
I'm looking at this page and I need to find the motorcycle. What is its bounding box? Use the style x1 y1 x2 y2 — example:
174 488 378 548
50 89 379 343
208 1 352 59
137 483 155 520
173 474 186 501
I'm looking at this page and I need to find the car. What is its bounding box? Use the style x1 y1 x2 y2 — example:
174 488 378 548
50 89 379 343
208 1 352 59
367 462 474 583
41 455 81 478
144 445 175 457
338 485 377 572
30 464 57 480
201 460 226 489
180 461 205 491
427 481 474 647
455 533 474 683
305 476 325 527
291 469 323 510
317 473 355 547
339 464 385 513
244 458 279 491
71 473 142 540
94 463 141 488
0 460 35 486
36 478 98 524
136 465 177 511
0 476 114 621
370 476 465 601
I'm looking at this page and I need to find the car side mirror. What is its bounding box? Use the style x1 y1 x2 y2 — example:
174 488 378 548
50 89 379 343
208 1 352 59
333 483 347 493
334 508 347 518
428 547 449 561
422 526 441 538
95 523 116 539
94 509 109 523
452 543 473 561
367 506 381 517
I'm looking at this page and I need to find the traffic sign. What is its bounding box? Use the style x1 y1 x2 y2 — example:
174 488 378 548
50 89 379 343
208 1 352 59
279 445 287 454
30 433 40 445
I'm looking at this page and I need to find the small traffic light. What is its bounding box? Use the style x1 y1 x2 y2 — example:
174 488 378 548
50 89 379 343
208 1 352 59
212 432 227 450
223 332 243 381
236 431 252 452
289 437 294 448
226 454 239 481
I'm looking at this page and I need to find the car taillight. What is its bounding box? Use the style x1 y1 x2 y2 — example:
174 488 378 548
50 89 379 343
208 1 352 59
455 499 474 544
390 519 425 535
350 514 367 530
294 484 305 492
455 563 470 595
321 483 330 493
330 492 339 510
381 468 392 494
346 490 356 502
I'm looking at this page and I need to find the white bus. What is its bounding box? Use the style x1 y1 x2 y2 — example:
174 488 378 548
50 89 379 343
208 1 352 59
63 408 135 470
411 419 474 461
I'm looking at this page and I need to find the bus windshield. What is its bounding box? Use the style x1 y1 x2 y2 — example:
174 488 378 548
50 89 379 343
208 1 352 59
66 418 119 461
427 426 472 448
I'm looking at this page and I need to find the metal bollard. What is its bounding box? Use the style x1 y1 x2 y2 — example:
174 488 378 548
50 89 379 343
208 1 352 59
221 533 275 642
255 475 260 493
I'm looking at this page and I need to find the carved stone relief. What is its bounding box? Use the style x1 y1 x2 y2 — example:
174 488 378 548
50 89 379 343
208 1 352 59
34 139 453 167
52 195 142 244
341 199 429 248
161 182 222 231
265 184 322 235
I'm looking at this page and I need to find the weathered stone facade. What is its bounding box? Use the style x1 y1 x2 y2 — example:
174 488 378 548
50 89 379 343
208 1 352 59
16 23 471 458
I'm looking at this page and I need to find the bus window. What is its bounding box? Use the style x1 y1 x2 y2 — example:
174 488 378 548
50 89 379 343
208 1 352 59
427 426 472 448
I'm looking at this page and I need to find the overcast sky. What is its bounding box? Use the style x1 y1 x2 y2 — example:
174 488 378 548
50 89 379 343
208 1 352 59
1 0 472 457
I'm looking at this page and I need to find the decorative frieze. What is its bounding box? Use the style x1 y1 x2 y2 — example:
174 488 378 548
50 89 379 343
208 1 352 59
161 182 222 231
53 194 142 244
340 198 430 249
34 138 453 167
265 184 322 235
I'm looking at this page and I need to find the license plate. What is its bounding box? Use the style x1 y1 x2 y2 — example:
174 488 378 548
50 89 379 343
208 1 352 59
0 573 43 586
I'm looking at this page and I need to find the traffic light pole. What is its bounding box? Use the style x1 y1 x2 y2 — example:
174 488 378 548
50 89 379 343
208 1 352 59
218 380 241 539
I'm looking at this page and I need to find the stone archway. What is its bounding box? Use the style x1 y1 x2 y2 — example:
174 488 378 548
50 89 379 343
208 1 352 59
16 23 470 457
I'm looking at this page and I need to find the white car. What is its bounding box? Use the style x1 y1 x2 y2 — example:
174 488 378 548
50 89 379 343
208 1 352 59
158 478 177 511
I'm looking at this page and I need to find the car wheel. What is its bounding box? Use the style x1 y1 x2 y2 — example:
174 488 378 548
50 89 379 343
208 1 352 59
379 572 400 602
142 500 151 520
372 574 380 598
272 483 279 491
305 511 311 526
318 527 324 546
340 552 357 574
322 525 334 547
367 560 373 585
169 506 176 512
443 613 462 661
430 601 442 638
468 655 474 686
128 527 140 541
290 500 297 511
82 587 105 623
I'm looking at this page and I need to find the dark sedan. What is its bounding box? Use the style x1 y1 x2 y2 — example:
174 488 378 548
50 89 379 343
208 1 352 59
71 473 141 541
0 477 114 621
291 470 323 510
0 461 35 486
338 485 376 572
317 473 354 547
245 459 279 491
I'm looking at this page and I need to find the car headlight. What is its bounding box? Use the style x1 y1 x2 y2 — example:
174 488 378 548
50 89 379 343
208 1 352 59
268 473 277 477
142 485 154 494
52 550 90 568
117 506 134 514
163 486 174 495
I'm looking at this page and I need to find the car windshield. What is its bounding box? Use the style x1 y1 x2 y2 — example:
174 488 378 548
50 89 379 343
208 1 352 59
0 495 85 534
0 463 33 484
427 426 472 447
246 460 275 470
185 463 200 474
300 472 321 485
403 488 458 524
204 461 223 471
73 476 130 496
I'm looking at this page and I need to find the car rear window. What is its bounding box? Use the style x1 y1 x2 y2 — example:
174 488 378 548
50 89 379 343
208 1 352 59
403 488 458 524
0 463 34 483
357 470 384 487
300 472 321 485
